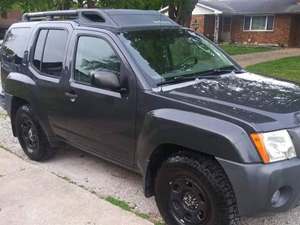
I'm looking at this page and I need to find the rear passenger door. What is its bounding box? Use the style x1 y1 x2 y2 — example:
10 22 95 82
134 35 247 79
28 24 72 139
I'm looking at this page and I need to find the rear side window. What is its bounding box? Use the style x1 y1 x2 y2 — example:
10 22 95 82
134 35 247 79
32 29 68 77
33 30 48 70
1 27 31 65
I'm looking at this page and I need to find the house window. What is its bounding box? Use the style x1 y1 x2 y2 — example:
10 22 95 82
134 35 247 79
244 16 275 31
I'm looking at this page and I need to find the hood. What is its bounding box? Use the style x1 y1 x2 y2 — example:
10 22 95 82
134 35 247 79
159 73 300 131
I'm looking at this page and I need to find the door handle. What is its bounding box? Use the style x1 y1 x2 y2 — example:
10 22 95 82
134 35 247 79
65 91 78 103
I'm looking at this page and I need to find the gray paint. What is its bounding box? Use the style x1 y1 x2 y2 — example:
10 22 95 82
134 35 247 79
1 10 300 217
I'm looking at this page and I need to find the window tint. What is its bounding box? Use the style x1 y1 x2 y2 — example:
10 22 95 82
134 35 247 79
41 29 68 77
2 28 31 65
33 29 48 70
74 36 121 85
0 28 6 40
121 29 234 82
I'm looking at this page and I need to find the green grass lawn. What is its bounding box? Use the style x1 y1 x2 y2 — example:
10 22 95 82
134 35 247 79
246 56 300 83
221 43 277 55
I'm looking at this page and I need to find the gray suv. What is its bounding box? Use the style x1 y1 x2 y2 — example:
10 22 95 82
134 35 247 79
1 9 300 225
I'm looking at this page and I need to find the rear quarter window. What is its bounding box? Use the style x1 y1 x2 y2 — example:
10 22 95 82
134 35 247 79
1 27 31 65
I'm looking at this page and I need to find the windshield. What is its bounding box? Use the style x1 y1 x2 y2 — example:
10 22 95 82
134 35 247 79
120 29 237 86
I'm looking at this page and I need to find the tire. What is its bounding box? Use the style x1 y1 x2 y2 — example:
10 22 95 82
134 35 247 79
155 155 240 225
15 105 56 161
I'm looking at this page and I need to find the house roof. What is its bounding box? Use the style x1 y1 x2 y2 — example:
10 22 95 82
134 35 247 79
198 0 300 15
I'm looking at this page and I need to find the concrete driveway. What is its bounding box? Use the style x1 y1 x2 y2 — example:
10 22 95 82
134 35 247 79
233 48 300 67
0 149 153 225
1 96 300 225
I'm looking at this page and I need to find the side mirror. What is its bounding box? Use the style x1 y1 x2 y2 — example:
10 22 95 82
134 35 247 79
91 70 121 92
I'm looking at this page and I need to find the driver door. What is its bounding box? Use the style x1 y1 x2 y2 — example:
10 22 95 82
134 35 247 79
63 31 137 166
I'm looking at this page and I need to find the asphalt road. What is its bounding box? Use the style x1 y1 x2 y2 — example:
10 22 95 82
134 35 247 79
0 96 300 224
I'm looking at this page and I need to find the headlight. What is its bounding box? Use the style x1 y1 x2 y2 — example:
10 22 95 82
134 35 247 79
251 130 296 164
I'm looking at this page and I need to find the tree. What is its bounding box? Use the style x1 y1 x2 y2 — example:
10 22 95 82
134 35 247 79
0 0 18 13
86 0 97 8
164 0 198 26
54 0 75 10
1 0 76 13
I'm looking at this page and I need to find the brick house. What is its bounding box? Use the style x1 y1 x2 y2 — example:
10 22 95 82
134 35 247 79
162 0 300 47
0 10 22 39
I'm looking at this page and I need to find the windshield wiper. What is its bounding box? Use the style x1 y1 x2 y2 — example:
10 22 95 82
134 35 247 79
197 67 242 77
157 67 242 87
157 75 197 86
157 74 222 86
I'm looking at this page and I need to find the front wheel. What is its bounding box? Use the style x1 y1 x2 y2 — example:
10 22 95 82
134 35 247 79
15 105 56 161
155 155 240 225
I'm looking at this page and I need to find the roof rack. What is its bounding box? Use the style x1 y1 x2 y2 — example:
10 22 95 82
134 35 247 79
22 9 180 32
22 9 115 26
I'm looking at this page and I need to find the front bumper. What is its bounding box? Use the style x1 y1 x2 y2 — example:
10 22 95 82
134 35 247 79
218 157 300 216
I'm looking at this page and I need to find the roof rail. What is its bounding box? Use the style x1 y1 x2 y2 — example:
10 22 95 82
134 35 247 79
22 9 115 25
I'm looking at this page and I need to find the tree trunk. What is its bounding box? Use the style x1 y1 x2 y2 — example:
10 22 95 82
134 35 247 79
63 0 73 10
77 0 84 8
87 0 96 8
167 0 197 27
168 2 176 21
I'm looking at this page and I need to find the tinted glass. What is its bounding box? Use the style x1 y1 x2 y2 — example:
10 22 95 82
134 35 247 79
120 29 234 83
267 16 274 30
0 28 6 40
2 28 31 64
33 29 48 70
75 36 121 84
41 29 68 77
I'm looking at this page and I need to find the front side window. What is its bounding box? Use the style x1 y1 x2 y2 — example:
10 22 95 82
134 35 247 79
120 29 236 85
244 16 274 31
74 36 121 85
1 27 31 64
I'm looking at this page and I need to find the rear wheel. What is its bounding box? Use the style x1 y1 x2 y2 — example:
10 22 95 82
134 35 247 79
155 155 240 225
15 105 56 161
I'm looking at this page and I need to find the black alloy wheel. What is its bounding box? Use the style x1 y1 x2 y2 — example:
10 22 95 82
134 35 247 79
169 176 212 224
16 105 56 161
155 155 240 225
